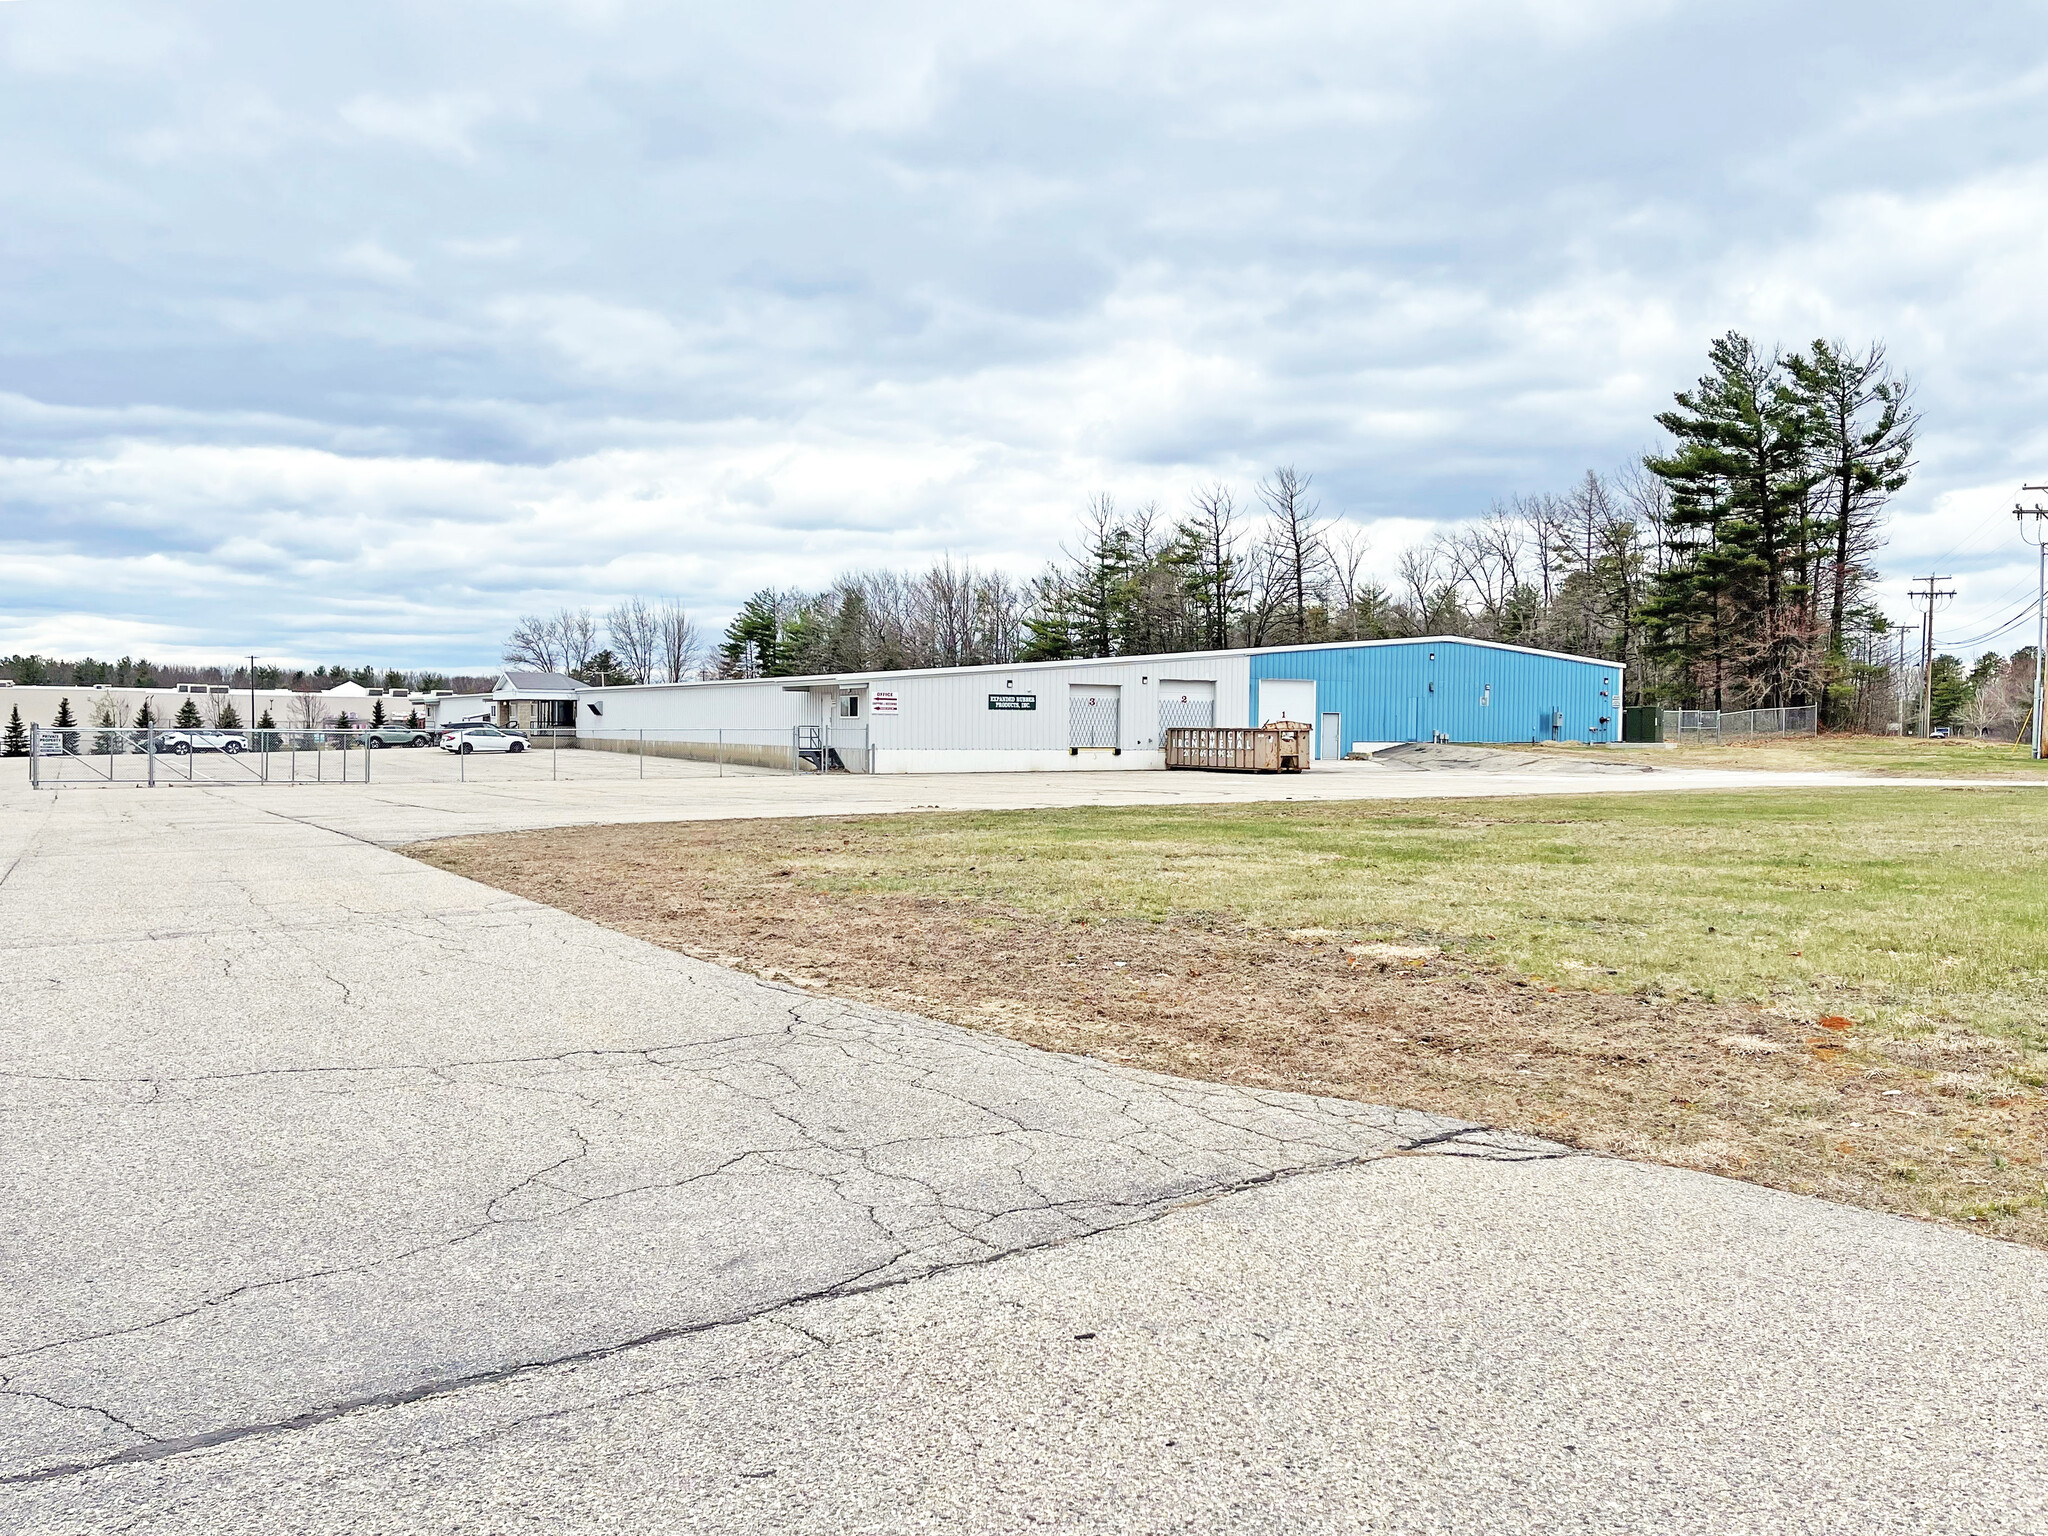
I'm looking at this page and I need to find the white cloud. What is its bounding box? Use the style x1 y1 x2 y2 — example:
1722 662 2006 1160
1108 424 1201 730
338 90 498 161
332 239 417 285
4 0 2047 666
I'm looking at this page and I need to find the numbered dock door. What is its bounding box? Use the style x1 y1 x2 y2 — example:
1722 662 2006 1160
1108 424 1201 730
1157 679 1216 735
1068 684 1121 748
1257 678 1316 728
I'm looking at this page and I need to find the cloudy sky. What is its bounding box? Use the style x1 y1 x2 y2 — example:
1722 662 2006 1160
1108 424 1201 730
4 0 2048 670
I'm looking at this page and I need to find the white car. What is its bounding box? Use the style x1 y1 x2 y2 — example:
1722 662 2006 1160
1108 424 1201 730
151 730 245 756
439 725 527 754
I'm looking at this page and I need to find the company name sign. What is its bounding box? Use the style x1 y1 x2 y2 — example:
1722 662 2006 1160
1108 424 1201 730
987 693 1037 711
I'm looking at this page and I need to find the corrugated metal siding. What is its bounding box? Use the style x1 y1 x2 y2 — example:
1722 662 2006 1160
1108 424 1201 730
577 643 1611 753
1249 641 1619 747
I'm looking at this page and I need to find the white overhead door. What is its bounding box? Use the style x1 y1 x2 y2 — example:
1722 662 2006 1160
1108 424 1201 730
1157 679 1216 734
1258 678 1316 728
1069 684 1121 748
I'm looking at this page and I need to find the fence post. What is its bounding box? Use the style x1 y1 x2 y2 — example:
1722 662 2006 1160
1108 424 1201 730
639 729 644 778
365 731 371 784
717 730 723 777
148 729 156 787
28 722 37 789
552 729 558 781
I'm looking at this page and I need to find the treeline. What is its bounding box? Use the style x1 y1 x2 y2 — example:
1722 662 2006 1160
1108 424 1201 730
0 655 491 694
500 333 1921 719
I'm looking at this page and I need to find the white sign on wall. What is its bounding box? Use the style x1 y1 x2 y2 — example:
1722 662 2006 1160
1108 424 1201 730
870 690 899 715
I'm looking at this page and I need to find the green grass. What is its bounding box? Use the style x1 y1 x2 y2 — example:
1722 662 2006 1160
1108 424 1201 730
805 786 2048 1046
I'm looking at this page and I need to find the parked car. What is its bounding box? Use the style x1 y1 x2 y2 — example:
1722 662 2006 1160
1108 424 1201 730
438 725 528 754
1930 727 1952 739
149 730 245 756
360 726 433 748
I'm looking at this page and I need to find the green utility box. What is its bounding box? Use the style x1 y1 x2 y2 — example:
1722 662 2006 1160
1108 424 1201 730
1622 706 1664 743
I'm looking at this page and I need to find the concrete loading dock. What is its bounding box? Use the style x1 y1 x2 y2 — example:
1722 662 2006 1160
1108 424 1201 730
576 637 1621 774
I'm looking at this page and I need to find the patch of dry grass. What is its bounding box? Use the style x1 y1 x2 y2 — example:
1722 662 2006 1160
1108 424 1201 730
412 787 2048 1247
1547 730 2048 779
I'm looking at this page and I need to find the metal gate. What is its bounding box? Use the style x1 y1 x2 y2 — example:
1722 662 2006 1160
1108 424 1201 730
1069 685 1121 749
1157 679 1216 735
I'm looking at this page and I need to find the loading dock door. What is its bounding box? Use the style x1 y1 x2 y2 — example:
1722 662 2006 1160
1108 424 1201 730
1258 678 1316 729
1069 684 1121 748
1157 679 1216 735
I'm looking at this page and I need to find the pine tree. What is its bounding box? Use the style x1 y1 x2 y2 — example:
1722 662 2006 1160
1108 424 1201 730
1781 340 1916 725
1643 333 1818 708
135 699 156 731
3 705 26 757
370 698 388 728
215 701 241 730
1018 568 1080 661
53 696 78 753
175 699 204 728
720 591 785 677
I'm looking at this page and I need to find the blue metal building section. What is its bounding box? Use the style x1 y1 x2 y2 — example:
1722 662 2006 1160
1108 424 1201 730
1248 640 1620 748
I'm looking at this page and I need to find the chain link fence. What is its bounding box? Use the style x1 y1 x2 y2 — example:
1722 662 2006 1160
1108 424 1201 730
19 725 869 787
1660 706 1818 743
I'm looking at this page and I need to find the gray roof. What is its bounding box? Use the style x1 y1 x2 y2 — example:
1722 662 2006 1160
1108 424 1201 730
496 671 585 693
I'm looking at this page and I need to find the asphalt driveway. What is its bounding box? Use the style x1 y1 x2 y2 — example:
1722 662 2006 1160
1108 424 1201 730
1 777 2042 1532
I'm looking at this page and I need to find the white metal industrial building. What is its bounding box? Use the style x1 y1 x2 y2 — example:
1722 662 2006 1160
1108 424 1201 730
577 637 1623 774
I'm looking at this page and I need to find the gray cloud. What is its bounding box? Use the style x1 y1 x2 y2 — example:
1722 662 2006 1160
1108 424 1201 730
3 0 2047 665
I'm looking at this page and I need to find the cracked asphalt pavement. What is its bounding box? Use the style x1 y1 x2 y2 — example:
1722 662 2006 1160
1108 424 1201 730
2 776 2045 1532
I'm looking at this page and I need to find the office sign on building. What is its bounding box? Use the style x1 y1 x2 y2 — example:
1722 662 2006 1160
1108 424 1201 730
987 693 1037 711
870 690 899 715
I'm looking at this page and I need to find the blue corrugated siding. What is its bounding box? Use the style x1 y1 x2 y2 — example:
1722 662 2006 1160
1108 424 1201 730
1249 641 1620 748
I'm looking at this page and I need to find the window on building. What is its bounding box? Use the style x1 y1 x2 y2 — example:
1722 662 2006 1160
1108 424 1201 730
838 694 860 718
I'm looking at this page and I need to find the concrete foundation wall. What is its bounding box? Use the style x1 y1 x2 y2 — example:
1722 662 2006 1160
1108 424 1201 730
873 748 1167 774
574 735 798 772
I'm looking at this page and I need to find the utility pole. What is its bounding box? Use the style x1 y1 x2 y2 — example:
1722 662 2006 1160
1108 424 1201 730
2017 488 2048 760
246 654 260 735
1906 575 1956 737
1893 623 1918 737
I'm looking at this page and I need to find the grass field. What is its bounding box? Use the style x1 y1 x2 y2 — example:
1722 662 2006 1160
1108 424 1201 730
1550 731 2048 778
416 785 2048 1247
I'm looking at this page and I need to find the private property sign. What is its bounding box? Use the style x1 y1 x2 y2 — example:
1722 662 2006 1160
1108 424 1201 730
870 691 899 714
987 693 1037 711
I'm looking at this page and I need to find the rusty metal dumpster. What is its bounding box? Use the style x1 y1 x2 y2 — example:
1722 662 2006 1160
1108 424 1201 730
1164 722 1312 773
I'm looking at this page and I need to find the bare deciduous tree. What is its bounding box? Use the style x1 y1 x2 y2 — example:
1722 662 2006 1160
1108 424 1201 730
1256 466 1329 644
658 600 701 682
607 597 660 684
554 608 596 674
503 615 560 674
